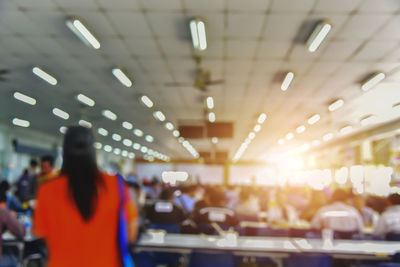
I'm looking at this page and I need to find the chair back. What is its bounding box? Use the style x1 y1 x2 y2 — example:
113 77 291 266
148 223 180 233
188 252 235 267
386 232 400 241
284 253 331 267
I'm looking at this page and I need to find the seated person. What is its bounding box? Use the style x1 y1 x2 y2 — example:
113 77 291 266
146 188 186 228
373 193 400 237
0 184 26 267
174 185 197 214
267 190 298 224
0 181 25 213
353 194 377 227
300 190 328 222
192 187 238 230
311 189 363 233
234 187 260 221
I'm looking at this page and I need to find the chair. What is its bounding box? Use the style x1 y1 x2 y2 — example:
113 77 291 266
147 223 181 265
22 253 45 267
148 223 180 233
257 228 289 237
284 253 332 267
133 251 156 267
386 232 400 241
188 251 235 267
334 231 357 240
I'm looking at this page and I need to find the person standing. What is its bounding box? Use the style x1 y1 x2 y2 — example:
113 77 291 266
33 126 138 267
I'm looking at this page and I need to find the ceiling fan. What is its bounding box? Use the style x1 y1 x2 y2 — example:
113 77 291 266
165 56 224 92
0 69 10 82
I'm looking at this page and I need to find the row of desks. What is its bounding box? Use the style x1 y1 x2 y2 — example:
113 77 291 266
136 233 400 261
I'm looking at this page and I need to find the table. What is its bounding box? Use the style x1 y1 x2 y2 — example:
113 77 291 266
135 233 400 262
2 233 39 267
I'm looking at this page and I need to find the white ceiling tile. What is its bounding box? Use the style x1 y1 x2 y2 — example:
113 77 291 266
253 59 282 74
184 0 224 11
159 38 192 56
147 12 187 38
353 41 398 61
15 0 58 9
336 14 391 40
25 10 66 36
2 11 45 35
53 0 98 9
125 38 161 57
258 41 291 59
374 16 400 40
270 0 315 13
319 40 361 61
263 14 306 41
200 40 223 58
358 0 400 13
306 61 342 75
96 0 140 10
227 40 258 59
228 0 270 11
227 13 265 38
107 11 152 37
289 44 321 60
140 0 182 10
314 0 362 13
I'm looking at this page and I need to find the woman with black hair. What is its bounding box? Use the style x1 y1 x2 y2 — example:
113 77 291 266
33 126 138 267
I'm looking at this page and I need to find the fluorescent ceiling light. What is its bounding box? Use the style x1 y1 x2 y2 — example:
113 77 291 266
12 118 30 128
211 137 218 144
361 72 385 91
59 126 67 134
98 128 108 136
208 112 215 123
112 68 132 87
329 99 344 112
153 111 166 122
102 110 117 121
66 19 100 49
308 114 321 125
323 133 334 142
121 150 128 157
128 152 135 159
360 115 376 126
178 137 184 143
52 108 69 120
190 18 207 51
340 125 353 135
145 135 154 143
307 20 332 53
206 96 214 109
278 139 285 145
133 129 143 137
173 130 180 137
286 132 294 140
141 146 148 153
112 134 121 141
13 92 36 105
248 132 256 140
140 95 153 108
94 142 102 149
253 124 261 132
257 113 267 124
122 121 133 130
133 143 141 150
165 122 174 131
296 125 306 133
104 145 112 152
113 148 121 155
77 94 95 107
79 119 92 128
123 139 132 147
32 67 57 85
281 72 295 91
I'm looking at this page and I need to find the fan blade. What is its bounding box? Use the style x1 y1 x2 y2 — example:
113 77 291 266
205 79 224 86
165 82 193 87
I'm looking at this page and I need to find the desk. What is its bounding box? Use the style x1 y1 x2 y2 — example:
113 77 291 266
2 233 39 267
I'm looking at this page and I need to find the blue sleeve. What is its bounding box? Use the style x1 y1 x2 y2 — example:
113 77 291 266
7 194 25 212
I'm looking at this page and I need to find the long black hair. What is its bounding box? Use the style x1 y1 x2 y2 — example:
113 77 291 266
61 126 101 221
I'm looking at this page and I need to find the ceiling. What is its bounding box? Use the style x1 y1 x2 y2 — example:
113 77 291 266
0 0 400 162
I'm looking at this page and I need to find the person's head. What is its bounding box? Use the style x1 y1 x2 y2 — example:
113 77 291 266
159 188 175 201
30 159 38 169
388 194 400 206
0 185 6 204
353 194 366 211
40 155 54 175
331 189 349 204
62 126 100 221
312 190 327 207
205 188 226 206
240 187 252 202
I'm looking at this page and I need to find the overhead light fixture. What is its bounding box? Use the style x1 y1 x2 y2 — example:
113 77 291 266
328 99 344 112
59 126 67 134
248 132 256 140
145 135 154 143
361 72 385 91
52 108 69 120
323 133 334 142
360 115 377 126
178 137 184 143
278 138 285 145
190 18 207 51
104 145 112 152
79 119 92 128
123 139 132 147
102 110 117 121
13 92 36 105
133 128 143 137
281 71 295 91
165 122 174 131
253 124 261 132
77 94 95 107
66 18 100 49
257 113 267 124
307 20 332 53
140 95 153 108
128 152 135 159
121 150 128 157
173 130 180 137
340 125 353 135
122 121 133 130
94 142 102 149
98 128 108 136
206 96 214 109
308 114 321 125
112 133 121 141
141 146 148 153
296 125 306 134
208 112 215 123
286 132 294 140
113 148 121 155
112 68 132 87
133 143 141 150
153 111 166 122
12 118 30 128
211 137 218 144
32 67 57 85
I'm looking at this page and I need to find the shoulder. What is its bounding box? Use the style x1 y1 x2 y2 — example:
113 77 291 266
38 175 67 191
